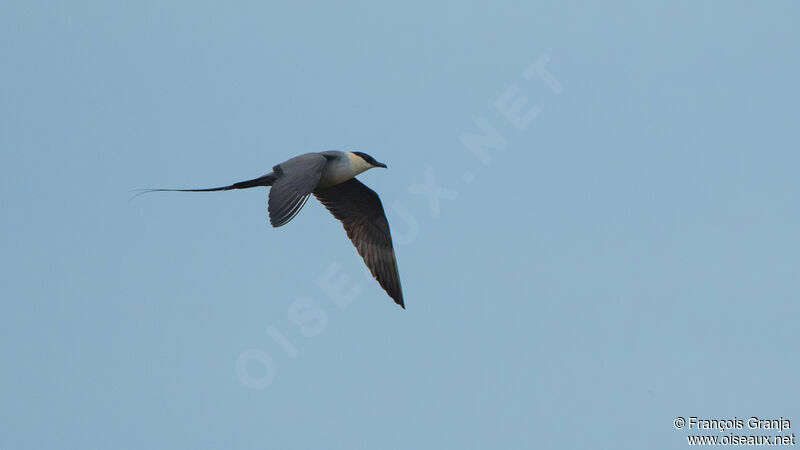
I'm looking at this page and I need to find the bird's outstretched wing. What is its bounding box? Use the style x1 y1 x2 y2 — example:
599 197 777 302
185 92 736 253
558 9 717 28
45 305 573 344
314 178 404 308
268 153 328 227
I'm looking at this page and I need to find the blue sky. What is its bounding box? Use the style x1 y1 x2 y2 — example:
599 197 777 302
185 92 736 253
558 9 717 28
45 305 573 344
1 1 798 449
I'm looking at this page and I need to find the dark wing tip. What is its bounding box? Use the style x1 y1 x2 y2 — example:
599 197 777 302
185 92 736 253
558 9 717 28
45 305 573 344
388 283 404 308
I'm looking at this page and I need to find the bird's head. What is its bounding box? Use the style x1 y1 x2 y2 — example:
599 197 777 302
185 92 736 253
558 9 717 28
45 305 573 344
349 151 387 173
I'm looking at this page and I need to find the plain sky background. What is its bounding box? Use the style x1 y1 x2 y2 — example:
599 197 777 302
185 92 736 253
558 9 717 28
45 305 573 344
1 1 798 449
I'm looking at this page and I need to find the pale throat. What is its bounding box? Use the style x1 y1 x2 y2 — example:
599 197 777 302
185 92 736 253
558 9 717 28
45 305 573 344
346 152 372 176
317 152 372 188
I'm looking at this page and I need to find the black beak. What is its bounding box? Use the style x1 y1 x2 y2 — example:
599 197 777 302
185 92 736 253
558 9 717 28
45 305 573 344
376 162 387 168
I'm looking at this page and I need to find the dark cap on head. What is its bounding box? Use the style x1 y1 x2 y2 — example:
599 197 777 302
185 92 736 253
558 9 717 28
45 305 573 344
353 152 387 168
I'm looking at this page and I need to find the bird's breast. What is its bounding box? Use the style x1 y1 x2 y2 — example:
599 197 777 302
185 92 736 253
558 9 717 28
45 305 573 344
317 161 356 188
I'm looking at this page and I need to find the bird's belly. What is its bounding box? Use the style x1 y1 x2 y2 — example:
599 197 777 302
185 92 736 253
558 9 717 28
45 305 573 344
317 165 354 188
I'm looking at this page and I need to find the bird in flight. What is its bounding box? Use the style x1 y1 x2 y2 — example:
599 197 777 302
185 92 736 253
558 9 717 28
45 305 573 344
139 151 404 308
